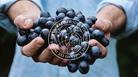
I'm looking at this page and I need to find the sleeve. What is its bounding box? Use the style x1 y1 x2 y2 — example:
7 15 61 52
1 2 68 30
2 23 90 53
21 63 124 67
97 0 138 39
0 0 16 33
32 0 44 11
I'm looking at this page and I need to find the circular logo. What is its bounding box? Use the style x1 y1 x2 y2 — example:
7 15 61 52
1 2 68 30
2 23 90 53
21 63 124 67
48 19 90 60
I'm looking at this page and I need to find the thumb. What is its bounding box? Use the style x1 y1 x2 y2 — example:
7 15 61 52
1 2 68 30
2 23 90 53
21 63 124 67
93 19 112 33
93 19 112 40
14 15 33 29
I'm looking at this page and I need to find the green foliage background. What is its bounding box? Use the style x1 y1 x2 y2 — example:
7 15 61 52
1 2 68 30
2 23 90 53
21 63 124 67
0 27 138 77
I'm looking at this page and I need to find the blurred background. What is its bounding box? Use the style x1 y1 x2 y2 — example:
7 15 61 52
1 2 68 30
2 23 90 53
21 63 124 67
0 27 138 77
117 30 138 77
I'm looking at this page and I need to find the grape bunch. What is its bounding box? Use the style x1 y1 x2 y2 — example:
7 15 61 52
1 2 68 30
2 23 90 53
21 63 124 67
16 7 109 74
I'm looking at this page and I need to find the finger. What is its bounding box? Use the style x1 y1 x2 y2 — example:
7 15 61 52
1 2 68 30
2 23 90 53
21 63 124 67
32 44 48 62
22 37 44 57
49 57 62 65
50 45 69 65
38 44 59 63
105 32 110 40
88 56 96 65
32 56 40 62
93 19 112 33
59 60 69 67
14 15 33 29
88 39 107 58
37 48 53 63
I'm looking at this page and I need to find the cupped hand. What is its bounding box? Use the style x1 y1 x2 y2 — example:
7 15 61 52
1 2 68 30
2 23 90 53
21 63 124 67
89 18 112 58
14 14 68 66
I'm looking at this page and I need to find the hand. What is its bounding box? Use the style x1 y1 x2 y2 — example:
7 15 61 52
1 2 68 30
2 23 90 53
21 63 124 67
7 0 68 66
14 14 68 66
89 5 126 58
89 18 112 58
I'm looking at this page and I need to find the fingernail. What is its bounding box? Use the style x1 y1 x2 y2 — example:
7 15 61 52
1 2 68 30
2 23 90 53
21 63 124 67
24 19 33 28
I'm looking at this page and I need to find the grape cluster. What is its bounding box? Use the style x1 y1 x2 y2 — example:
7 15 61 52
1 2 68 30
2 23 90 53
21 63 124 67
16 7 109 74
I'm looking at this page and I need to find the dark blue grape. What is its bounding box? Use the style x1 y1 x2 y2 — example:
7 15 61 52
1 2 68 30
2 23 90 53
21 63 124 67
47 17 56 22
85 19 93 27
81 53 95 65
40 28 49 41
73 17 80 21
40 11 51 18
76 14 85 22
56 7 67 15
67 63 78 73
81 41 88 50
92 29 104 39
66 10 75 18
67 8 75 12
34 26 41 34
89 28 95 33
83 31 90 41
76 22 82 27
28 32 39 41
83 23 90 29
89 28 95 39
33 19 39 28
72 45 81 52
69 36 76 43
91 46 100 57
56 13 66 21
74 38 80 45
63 16 71 21
19 29 30 35
17 34 29 46
76 11 82 16
86 55 96 65
81 53 89 61
67 25 75 33
101 37 109 47
81 23 89 31
39 17 47 26
51 34 58 44
79 61 89 74
69 36 79 45
69 25 75 28
30 29 35 33
45 21 54 29
60 20 67 25
87 16 97 24
59 29 68 38
73 26 81 33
